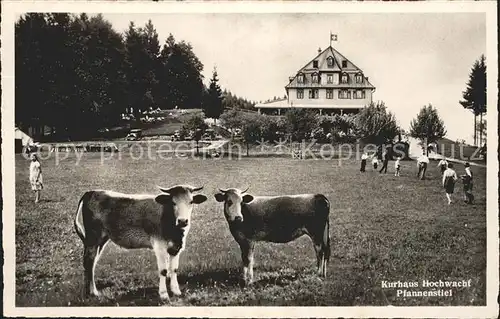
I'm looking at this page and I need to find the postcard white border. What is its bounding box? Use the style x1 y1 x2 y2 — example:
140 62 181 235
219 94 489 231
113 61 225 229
1 1 498 318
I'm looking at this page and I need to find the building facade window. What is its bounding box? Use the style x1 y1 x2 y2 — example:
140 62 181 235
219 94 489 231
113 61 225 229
326 89 334 99
327 56 334 67
309 89 319 99
355 74 363 84
313 60 319 68
297 89 304 99
341 73 349 84
311 73 319 84
353 90 366 99
327 74 333 84
338 89 351 99
297 73 304 84
342 60 348 68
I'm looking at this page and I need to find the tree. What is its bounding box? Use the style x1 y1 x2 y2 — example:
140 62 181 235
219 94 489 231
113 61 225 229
220 108 245 138
355 101 399 145
409 104 447 154
460 54 486 146
158 34 204 109
203 67 223 124
241 113 264 156
284 108 319 141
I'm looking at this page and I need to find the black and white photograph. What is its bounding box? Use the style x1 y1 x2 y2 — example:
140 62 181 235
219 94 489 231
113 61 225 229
1 1 498 317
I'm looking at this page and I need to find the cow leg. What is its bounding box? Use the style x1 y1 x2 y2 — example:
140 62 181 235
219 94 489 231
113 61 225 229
312 239 324 276
239 240 255 286
83 245 98 297
152 240 170 301
248 242 255 284
83 237 109 297
168 252 182 296
309 222 330 278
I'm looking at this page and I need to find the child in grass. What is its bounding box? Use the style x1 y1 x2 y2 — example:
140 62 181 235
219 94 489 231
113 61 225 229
461 162 474 204
360 152 368 172
29 153 43 203
437 156 448 175
442 163 458 205
394 156 401 176
371 153 378 170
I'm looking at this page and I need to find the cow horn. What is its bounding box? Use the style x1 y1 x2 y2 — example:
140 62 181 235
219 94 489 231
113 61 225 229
190 185 204 192
218 188 229 193
241 186 250 194
157 186 171 193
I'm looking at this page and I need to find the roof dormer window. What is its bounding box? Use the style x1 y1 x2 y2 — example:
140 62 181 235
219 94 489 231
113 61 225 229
313 60 319 68
342 60 347 68
327 56 334 67
297 73 305 84
355 73 363 84
311 73 319 84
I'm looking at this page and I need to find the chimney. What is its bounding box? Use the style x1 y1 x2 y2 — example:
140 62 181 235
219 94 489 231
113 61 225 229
366 77 369 81
289 76 294 82
318 47 322 53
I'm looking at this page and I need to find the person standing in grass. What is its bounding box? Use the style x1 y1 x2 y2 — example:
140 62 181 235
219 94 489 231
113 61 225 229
379 148 390 174
437 156 448 175
29 153 43 203
394 156 402 177
461 162 474 204
416 152 429 180
360 152 368 172
371 153 378 170
442 163 458 205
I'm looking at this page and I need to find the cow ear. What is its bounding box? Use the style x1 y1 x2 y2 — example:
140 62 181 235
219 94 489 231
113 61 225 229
155 194 172 205
214 193 225 202
242 194 254 204
192 194 207 204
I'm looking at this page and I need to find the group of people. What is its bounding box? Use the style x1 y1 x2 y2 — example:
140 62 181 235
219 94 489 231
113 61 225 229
439 157 474 205
360 150 401 176
360 148 475 205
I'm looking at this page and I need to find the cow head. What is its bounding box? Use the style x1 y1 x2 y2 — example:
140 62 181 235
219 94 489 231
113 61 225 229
155 185 207 228
214 187 254 223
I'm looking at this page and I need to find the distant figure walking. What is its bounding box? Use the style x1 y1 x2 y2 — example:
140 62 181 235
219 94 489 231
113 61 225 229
437 157 449 175
394 157 402 177
29 153 43 203
442 163 458 205
371 153 378 170
379 148 389 174
461 162 474 204
417 152 429 180
360 152 368 172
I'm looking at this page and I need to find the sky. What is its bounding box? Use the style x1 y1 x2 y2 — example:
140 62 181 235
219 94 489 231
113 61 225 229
103 12 486 144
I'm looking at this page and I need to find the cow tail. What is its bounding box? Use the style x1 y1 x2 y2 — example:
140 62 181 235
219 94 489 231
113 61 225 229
74 191 93 242
314 194 331 261
324 219 331 262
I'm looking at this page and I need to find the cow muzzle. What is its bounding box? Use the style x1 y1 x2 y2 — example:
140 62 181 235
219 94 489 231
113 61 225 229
233 216 243 223
176 218 189 228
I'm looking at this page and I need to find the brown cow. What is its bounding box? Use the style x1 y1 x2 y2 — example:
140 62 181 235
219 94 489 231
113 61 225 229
74 185 207 301
215 187 331 285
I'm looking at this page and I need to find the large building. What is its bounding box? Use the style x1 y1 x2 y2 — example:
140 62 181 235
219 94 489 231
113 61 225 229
256 43 375 115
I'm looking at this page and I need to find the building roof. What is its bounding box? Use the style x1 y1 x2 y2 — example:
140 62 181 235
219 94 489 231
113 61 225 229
255 99 289 108
286 46 375 89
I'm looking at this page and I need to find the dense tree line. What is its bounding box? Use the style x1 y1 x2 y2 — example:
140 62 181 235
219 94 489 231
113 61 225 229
15 13 206 140
221 90 256 111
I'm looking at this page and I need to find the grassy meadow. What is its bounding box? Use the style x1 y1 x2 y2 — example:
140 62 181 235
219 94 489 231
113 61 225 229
14 150 486 306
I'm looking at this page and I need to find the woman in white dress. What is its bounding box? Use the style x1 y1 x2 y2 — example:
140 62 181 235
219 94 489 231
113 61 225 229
29 153 43 203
